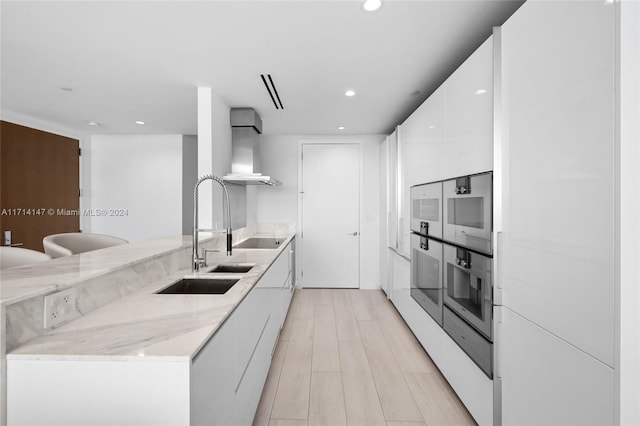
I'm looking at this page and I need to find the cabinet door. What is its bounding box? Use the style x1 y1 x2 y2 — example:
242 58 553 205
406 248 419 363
234 286 272 388
445 36 493 177
281 242 295 327
234 244 289 423
235 313 274 425
387 130 398 253
281 273 293 327
500 0 615 366
191 315 236 426
499 1 616 423
501 308 614 425
380 137 389 296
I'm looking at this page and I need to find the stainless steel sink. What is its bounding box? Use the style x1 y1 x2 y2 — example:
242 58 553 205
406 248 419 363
233 238 283 249
208 264 255 273
156 278 239 295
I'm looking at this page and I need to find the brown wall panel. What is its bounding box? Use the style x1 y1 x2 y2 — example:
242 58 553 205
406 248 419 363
0 121 80 252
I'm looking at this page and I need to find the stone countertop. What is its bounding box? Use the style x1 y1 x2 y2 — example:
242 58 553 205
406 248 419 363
0 236 197 306
6 234 295 362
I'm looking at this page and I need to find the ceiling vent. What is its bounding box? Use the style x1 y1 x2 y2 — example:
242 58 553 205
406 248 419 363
261 74 284 110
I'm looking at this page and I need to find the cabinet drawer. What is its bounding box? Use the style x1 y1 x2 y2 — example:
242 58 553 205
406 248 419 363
235 290 270 384
443 306 492 378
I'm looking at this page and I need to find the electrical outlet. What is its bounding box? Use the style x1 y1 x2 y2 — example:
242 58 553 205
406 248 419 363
43 287 78 329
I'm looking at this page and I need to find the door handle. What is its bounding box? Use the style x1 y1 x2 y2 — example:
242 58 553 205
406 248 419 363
347 232 359 236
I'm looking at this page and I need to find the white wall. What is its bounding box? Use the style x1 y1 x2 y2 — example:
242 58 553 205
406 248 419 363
246 186 258 227
255 136 300 225
83 135 183 242
197 89 243 231
257 134 384 290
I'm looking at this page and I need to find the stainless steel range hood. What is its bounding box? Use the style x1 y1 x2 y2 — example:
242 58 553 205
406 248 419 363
223 108 281 186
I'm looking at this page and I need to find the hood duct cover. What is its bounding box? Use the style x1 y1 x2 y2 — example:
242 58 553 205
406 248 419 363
223 108 281 186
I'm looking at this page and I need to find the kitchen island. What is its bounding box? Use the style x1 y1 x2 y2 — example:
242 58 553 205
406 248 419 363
2 226 295 426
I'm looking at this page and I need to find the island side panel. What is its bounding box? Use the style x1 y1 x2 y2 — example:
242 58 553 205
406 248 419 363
6 358 190 426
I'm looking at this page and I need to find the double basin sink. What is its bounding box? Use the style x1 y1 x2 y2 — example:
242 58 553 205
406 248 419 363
156 238 284 295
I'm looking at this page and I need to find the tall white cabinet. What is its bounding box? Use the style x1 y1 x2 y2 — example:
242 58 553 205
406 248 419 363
389 35 497 425
397 37 494 255
498 1 615 424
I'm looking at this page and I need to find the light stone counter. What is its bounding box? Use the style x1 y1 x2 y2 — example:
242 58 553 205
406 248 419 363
6 239 294 361
0 223 294 426
0 236 196 306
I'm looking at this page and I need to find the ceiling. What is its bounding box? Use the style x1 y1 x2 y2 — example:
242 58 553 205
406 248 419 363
0 0 523 136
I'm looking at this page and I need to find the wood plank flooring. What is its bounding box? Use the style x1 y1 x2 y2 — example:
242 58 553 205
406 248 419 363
254 289 476 426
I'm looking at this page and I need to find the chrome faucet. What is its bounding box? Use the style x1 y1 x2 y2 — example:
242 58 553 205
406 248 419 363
192 174 232 272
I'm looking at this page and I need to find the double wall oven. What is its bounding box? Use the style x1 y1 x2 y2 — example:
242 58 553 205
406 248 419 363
443 173 492 255
410 182 444 325
410 172 494 378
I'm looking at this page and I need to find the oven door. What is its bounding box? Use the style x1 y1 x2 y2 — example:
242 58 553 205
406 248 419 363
410 234 443 326
410 182 442 239
443 243 492 340
442 172 492 254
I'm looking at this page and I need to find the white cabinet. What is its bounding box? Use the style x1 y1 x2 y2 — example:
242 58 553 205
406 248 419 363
281 274 293 327
501 308 614 425
498 0 615 423
233 239 294 424
399 35 493 185
191 241 293 425
191 241 295 425
387 130 398 254
400 83 447 183
280 243 294 327
445 36 493 176
389 31 496 426
500 0 615 365
7 359 191 426
232 281 277 425
285 240 295 327
379 137 389 297
191 315 236 426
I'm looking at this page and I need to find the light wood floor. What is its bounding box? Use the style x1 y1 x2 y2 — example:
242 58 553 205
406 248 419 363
253 289 476 426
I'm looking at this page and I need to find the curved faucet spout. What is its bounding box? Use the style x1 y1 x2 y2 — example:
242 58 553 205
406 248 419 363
193 174 233 272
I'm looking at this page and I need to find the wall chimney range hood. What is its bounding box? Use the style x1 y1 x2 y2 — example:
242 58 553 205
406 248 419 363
223 108 281 186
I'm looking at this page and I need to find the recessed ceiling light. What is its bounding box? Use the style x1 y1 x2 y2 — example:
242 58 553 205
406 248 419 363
135 121 145 125
475 89 487 95
363 0 382 12
86 121 100 126
338 126 345 130
429 125 437 129
345 90 356 97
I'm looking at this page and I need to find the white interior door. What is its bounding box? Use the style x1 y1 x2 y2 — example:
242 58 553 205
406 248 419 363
301 143 359 288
